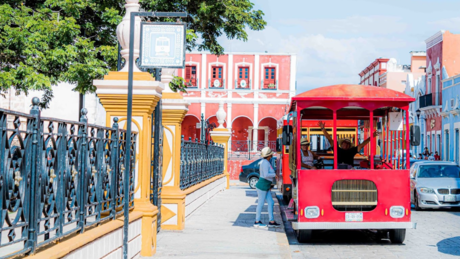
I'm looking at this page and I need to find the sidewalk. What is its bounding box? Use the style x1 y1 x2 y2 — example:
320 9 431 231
152 186 290 259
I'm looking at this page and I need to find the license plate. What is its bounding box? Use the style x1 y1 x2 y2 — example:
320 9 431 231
444 195 457 202
345 213 363 222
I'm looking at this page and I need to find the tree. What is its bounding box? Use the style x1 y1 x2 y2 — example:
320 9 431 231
0 0 266 107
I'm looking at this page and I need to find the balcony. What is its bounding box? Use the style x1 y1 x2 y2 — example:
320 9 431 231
419 92 442 118
419 93 433 109
419 92 442 109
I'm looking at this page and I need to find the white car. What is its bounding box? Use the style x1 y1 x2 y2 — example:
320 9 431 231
410 161 460 210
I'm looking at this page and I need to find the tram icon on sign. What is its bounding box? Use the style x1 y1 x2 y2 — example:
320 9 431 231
155 36 171 56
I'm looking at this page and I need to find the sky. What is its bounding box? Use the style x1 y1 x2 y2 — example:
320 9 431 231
217 0 460 94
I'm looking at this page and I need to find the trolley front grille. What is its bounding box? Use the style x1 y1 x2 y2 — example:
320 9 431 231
332 180 377 211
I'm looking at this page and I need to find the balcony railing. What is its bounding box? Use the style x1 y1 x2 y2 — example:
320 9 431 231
179 137 225 190
0 99 137 258
419 92 441 108
419 93 433 108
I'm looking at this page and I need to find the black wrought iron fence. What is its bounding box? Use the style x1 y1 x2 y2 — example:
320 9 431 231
229 140 276 160
0 98 137 258
179 137 225 190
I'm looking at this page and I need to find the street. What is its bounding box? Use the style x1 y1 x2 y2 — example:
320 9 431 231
277 193 460 259
153 184 460 259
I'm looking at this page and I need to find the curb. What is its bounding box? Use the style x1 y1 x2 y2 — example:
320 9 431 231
273 191 292 259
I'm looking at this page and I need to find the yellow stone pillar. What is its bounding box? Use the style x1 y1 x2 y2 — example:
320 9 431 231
93 71 163 256
210 129 231 189
160 91 189 230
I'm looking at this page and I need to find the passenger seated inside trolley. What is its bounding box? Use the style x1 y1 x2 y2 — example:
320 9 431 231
318 121 378 169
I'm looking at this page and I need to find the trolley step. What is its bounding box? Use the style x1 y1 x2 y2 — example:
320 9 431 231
287 199 295 210
284 209 297 221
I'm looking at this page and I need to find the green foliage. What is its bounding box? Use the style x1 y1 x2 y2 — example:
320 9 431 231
170 75 188 93
141 0 266 55
0 0 265 106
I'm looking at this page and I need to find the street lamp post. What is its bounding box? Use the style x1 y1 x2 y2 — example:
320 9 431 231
125 11 186 259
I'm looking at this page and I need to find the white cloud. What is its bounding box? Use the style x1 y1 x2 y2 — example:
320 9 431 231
218 26 282 52
281 34 408 91
281 16 408 35
218 18 411 94
429 17 460 32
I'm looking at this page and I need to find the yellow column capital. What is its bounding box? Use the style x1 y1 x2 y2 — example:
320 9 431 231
210 129 231 189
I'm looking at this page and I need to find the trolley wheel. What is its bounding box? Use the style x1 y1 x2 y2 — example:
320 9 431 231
389 229 406 244
296 230 312 243
248 177 258 189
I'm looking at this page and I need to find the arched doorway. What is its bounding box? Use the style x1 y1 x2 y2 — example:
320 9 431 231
181 115 200 141
231 116 253 151
258 117 277 150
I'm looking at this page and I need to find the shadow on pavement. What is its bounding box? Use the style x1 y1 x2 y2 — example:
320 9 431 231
437 236 460 256
297 229 397 246
245 190 257 197
411 207 460 217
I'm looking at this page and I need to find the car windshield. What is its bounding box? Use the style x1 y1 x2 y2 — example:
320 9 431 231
417 165 460 178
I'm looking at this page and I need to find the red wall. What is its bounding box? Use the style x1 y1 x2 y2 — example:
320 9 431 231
258 118 277 141
182 115 200 141
232 117 253 141
228 160 253 180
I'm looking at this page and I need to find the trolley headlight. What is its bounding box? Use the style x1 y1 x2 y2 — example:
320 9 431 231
390 206 405 218
419 187 435 194
305 206 320 219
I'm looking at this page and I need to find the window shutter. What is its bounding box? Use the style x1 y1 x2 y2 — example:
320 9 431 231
185 66 191 80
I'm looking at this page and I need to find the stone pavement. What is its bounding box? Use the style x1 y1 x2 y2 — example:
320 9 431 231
153 186 290 259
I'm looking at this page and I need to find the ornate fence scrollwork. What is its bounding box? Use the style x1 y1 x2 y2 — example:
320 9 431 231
0 99 138 258
179 137 225 190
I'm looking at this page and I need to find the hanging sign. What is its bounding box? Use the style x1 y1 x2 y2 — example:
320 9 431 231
139 22 186 68
389 112 403 131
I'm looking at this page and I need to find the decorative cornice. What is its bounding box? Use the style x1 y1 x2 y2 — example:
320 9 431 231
162 98 190 111
420 105 442 118
97 94 160 114
425 30 445 49
161 109 188 124
434 57 441 71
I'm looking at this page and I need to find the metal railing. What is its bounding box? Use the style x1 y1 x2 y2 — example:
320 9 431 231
0 99 137 258
230 140 276 152
229 140 276 160
179 137 225 190
419 93 441 108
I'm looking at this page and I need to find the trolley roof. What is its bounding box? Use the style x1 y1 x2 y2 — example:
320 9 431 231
289 84 415 115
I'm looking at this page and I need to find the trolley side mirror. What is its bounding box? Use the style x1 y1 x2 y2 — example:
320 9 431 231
282 125 293 146
410 125 420 146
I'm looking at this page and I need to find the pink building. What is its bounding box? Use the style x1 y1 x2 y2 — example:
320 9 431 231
177 52 296 157
420 30 460 155
359 58 390 86
359 54 425 92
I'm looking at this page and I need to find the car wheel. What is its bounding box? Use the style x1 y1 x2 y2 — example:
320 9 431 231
389 229 406 244
296 230 313 243
414 191 421 211
248 177 258 189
